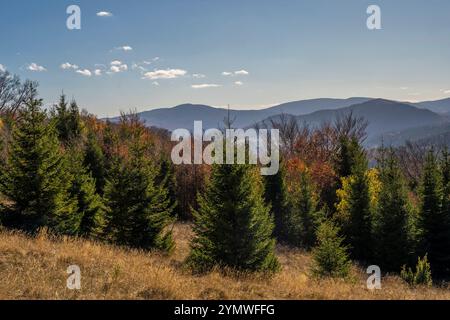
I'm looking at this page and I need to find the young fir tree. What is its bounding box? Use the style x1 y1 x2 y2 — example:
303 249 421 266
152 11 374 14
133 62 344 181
263 160 291 243
418 150 450 277
292 171 323 249
188 161 279 273
53 94 82 144
66 146 106 237
311 220 351 278
0 98 76 233
155 155 179 218
373 149 414 272
335 143 373 262
103 135 174 251
83 132 107 194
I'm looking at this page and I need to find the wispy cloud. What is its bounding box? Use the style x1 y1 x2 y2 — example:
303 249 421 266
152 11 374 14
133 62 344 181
191 84 221 89
60 62 79 70
27 63 46 72
234 81 243 86
142 69 187 80
76 69 92 77
234 69 249 75
193 73 206 78
94 69 102 76
222 70 249 76
97 11 113 17
0 64 5 72
115 46 133 51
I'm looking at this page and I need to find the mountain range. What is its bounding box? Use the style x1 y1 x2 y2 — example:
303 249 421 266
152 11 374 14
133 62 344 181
107 97 450 147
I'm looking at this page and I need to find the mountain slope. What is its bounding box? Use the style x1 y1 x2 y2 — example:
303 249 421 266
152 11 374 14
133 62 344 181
109 98 371 131
414 98 450 114
258 99 447 145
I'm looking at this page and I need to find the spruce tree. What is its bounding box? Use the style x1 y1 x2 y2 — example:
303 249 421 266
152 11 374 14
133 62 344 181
53 94 82 143
418 150 450 277
293 171 323 249
0 98 76 233
155 155 179 218
263 160 291 243
103 136 174 251
83 132 106 194
335 144 373 262
373 149 413 272
188 162 279 273
311 220 351 278
66 146 106 237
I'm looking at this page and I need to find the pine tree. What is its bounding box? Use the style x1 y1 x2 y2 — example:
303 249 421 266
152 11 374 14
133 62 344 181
103 136 174 251
311 220 351 278
53 94 82 143
293 171 323 249
83 132 106 194
0 98 76 233
418 150 450 277
263 160 291 243
373 149 414 272
66 146 106 237
188 162 279 273
335 144 373 262
155 155 179 218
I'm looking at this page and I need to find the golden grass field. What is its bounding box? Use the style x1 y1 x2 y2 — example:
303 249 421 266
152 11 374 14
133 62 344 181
0 223 449 300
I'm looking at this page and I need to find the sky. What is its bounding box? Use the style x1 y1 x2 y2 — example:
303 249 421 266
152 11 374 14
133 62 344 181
1 0 450 117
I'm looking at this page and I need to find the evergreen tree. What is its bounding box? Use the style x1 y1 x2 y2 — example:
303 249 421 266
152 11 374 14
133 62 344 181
293 171 323 249
83 132 106 194
0 98 76 233
418 150 450 277
155 155 179 218
103 135 174 251
263 160 291 243
311 220 351 278
53 94 82 143
67 146 106 237
188 162 279 273
373 149 414 272
335 144 373 262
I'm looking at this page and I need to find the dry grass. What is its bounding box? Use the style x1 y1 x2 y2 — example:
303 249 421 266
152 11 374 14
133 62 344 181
0 223 449 300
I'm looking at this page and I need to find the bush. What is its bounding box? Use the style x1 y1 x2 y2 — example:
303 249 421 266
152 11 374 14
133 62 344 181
311 221 351 278
401 255 432 287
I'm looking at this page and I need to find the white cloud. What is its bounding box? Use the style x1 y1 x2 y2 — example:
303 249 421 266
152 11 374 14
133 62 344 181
400 86 409 90
27 63 46 72
97 11 113 17
0 64 5 72
193 73 206 78
60 62 79 70
143 68 187 80
152 81 160 86
108 60 128 73
222 70 249 76
234 81 243 86
234 69 249 75
191 84 221 89
94 69 102 76
76 69 92 77
444 90 450 94
116 46 133 51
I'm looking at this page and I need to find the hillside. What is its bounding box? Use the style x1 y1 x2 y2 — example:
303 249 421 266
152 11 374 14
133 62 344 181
108 98 371 131
0 223 449 300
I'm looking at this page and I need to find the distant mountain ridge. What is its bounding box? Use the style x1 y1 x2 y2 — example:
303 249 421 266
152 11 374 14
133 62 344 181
106 97 450 147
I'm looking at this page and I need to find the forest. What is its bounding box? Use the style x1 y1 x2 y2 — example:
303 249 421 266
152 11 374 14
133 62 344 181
0 69 449 292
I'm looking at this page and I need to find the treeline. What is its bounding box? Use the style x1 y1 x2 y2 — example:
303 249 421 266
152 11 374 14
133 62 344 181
0 71 449 284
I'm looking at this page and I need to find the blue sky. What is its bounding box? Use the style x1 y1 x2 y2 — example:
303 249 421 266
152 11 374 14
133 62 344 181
1 0 450 116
